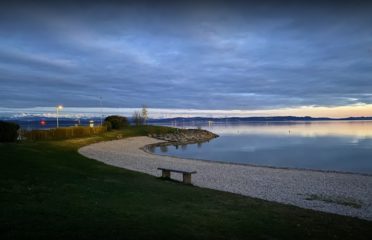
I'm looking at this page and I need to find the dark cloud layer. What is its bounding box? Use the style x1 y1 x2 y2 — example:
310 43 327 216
0 0 371 109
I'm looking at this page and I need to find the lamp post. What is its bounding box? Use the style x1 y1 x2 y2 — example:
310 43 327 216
56 105 63 128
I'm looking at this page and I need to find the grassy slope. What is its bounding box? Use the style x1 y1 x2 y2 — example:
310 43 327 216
0 126 371 240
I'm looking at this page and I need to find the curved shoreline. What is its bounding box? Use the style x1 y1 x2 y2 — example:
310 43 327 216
143 142 372 177
79 136 372 221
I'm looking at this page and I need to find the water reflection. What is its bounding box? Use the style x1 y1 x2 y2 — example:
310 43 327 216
159 145 168 153
202 121 372 138
147 145 155 152
152 121 372 174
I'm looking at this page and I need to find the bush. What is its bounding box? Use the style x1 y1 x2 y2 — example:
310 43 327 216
102 121 112 131
0 121 20 142
23 126 107 140
104 115 128 130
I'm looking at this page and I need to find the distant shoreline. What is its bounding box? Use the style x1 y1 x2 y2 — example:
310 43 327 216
1 116 372 130
2 115 372 122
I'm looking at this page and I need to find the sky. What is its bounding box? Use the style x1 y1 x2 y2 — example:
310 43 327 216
0 0 371 118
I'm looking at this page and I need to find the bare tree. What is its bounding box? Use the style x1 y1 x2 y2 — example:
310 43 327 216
141 105 148 125
133 111 144 126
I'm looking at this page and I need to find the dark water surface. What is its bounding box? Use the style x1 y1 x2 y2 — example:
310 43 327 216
150 121 372 174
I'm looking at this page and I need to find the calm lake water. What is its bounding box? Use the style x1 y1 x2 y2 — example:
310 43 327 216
150 121 372 174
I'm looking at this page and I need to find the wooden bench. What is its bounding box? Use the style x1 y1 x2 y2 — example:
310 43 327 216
157 168 197 184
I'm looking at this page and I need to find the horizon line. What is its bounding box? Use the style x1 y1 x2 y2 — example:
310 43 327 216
0 104 372 119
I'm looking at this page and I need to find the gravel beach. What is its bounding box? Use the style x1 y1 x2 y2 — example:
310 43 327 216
79 136 372 220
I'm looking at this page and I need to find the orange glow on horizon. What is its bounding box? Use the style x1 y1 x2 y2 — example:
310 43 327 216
244 104 372 118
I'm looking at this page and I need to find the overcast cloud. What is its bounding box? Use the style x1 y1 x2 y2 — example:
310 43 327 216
0 0 371 111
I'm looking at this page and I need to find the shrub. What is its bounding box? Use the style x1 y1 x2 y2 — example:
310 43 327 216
23 126 107 140
102 121 112 131
104 115 128 129
0 121 20 142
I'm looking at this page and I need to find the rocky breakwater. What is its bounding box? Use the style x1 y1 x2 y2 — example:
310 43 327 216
148 128 219 144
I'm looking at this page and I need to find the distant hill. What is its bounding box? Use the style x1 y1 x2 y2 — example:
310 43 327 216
1 115 372 130
148 116 372 123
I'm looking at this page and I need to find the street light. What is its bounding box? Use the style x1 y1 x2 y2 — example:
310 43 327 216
56 105 63 128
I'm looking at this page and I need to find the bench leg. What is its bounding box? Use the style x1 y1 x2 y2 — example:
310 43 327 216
183 173 192 184
162 170 171 179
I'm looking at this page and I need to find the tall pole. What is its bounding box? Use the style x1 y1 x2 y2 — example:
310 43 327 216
56 105 63 128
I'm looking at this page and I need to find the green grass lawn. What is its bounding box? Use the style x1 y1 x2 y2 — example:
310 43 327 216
1 126 371 239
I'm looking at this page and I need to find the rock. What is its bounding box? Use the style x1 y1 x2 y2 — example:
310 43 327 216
149 128 218 144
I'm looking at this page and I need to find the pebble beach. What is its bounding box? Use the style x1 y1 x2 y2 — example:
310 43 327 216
79 136 372 220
